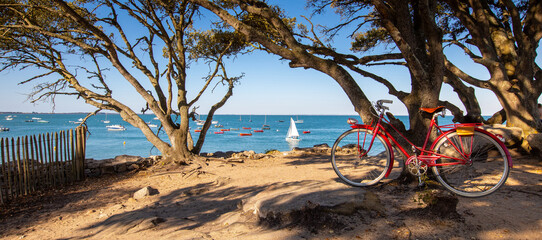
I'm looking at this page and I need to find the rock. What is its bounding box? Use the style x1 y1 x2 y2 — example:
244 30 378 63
127 163 140 171
313 143 330 148
238 181 373 234
115 163 127 173
100 163 116 175
114 155 143 164
244 150 256 158
133 186 159 200
240 180 368 219
85 159 102 169
481 125 523 147
213 151 227 158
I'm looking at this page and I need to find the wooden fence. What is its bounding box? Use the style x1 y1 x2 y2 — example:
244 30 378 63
0 126 87 205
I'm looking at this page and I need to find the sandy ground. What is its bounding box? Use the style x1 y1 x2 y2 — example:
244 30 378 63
1 149 541 240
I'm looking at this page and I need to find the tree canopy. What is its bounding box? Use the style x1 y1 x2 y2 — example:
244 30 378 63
0 0 249 162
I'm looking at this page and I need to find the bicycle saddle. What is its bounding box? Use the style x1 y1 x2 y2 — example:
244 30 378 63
419 106 445 114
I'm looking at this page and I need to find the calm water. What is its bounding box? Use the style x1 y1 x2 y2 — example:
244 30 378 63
0 113 455 160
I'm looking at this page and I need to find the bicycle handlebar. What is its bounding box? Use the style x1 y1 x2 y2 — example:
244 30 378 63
375 99 393 111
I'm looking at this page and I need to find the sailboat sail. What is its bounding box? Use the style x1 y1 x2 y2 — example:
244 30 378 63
286 117 300 141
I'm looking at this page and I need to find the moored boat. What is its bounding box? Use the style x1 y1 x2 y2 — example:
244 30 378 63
106 124 126 131
285 118 301 142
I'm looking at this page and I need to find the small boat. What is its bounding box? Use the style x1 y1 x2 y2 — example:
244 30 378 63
103 113 110 123
214 131 224 134
25 120 34 122
262 115 271 130
220 129 230 132
214 124 224 128
148 124 158 128
303 131 311 134
285 118 301 142
230 128 239 131
254 130 264 133
0 127 9 131
294 116 303 124
194 129 202 132
212 120 219 124
37 119 49 123
106 124 126 131
5 117 13 121
242 127 251 130
32 117 41 120
239 133 252 136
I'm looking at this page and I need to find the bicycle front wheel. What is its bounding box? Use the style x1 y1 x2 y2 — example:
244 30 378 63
331 128 391 187
431 129 510 197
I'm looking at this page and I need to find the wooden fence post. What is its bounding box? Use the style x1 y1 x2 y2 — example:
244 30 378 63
0 127 87 205
1 138 6 204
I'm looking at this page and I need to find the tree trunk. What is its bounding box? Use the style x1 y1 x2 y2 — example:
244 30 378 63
493 85 541 150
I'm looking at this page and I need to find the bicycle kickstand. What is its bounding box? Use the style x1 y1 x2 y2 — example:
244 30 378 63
417 174 426 188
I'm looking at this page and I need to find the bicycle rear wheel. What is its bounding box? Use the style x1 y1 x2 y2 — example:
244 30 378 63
331 128 391 187
431 129 510 197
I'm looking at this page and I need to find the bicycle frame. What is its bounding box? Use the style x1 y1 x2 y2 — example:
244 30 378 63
350 109 513 178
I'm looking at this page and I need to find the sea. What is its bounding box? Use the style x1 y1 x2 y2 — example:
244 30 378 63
0 113 456 160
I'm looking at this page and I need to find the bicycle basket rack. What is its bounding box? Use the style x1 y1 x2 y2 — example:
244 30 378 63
440 123 482 136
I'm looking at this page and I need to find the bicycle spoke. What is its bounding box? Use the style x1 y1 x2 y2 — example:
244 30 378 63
331 129 391 187
432 130 509 197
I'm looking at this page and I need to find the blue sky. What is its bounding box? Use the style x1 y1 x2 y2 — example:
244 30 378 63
0 1 540 116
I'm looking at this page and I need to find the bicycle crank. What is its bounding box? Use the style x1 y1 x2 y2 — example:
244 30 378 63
406 156 428 176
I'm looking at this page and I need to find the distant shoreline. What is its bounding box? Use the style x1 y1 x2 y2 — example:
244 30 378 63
0 112 494 117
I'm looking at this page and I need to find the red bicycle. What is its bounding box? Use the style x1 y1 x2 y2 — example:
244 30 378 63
331 100 512 197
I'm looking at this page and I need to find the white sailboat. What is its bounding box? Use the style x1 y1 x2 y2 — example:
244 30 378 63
103 113 110 124
285 117 300 142
294 116 303 124
262 115 270 130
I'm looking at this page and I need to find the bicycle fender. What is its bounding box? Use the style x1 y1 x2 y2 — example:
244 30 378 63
431 128 513 168
473 128 513 168
350 124 371 129
352 125 396 178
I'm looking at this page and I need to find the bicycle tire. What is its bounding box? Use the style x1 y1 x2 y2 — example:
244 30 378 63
331 128 391 187
431 129 510 197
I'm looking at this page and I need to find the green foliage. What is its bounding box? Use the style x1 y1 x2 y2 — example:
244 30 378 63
237 3 296 47
415 189 438 206
351 27 391 52
187 30 248 61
